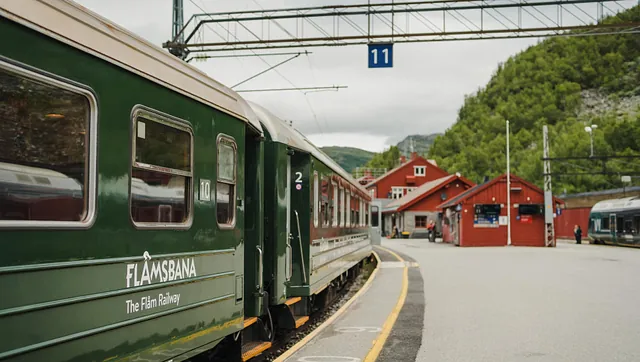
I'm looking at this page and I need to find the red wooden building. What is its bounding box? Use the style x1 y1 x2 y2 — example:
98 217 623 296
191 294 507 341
382 174 475 236
437 174 563 247
366 152 450 199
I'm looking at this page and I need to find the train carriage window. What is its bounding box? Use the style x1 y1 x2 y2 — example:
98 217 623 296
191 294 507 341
370 205 378 227
332 181 338 227
353 195 358 227
339 186 344 227
346 190 351 227
602 216 610 230
313 172 319 227
353 197 362 226
217 136 237 227
0 62 96 225
131 108 192 227
366 203 370 226
322 176 330 227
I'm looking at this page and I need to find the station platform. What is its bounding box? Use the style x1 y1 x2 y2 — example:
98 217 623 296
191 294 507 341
275 245 424 362
276 238 640 362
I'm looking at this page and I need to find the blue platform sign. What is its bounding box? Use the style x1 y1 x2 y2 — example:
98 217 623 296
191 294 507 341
368 43 393 68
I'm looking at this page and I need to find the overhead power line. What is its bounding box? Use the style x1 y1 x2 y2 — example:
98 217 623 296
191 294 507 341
236 86 348 93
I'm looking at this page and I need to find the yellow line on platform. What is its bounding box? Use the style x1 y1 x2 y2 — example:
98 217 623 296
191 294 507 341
273 251 381 362
375 245 404 262
364 246 409 362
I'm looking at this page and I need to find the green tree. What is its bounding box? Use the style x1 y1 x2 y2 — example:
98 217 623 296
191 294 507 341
428 5 640 192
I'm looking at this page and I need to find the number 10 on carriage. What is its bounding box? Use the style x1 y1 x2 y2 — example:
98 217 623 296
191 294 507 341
368 43 393 68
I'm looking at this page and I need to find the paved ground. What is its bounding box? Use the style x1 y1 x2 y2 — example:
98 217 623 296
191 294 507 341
280 246 410 362
383 239 640 362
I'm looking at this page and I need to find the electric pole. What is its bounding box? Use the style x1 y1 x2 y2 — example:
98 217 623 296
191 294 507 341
168 0 187 59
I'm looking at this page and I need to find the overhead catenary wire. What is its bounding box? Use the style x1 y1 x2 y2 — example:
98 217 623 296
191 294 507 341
188 0 325 135
249 0 327 136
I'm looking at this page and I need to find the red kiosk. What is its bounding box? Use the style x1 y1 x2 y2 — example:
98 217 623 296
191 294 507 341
438 174 564 247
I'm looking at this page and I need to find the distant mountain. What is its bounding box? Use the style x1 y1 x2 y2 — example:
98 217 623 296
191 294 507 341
396 134 442 156
320 146 376 173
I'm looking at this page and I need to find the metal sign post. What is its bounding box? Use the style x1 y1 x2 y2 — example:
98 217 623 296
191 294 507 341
543 125 555 247
506 120 512 246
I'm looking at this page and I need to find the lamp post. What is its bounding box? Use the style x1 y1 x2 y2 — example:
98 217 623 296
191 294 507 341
506 120 511 246
584 124 598 157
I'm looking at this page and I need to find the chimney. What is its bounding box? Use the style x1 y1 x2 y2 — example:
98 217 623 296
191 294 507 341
400 156 406 164
411 152 418 160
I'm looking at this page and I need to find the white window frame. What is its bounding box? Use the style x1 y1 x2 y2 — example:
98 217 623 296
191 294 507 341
346 190 351 227
215 134 238 229
131 106 195 229
353 195 358 227
313 171 319 227
339 186 345 227
332 181 338 226
365 202 370 226
414 166 426 176
322 176 330 227
391 187 403 199
0 60 98 229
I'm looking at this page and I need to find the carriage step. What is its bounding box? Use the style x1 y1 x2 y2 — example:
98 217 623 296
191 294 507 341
243 316 258 329
285 297 302 306
241 341 272 361
294 316 309 328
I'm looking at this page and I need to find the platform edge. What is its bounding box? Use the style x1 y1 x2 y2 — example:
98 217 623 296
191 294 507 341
363 245 409 362
273 252 381 362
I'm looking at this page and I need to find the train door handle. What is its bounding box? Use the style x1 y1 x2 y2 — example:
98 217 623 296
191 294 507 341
256 245 263 291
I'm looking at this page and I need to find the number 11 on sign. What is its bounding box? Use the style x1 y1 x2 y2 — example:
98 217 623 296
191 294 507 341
368 43 393 68
371 48 388 64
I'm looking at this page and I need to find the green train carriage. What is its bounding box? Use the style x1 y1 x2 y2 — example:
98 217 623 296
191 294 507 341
1 1 263 361
251 103 372 325
0 1 373 361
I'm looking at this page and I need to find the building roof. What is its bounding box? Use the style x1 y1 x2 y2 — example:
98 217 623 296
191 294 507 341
437 173 564 210
365 155 445 189
1 0 263 135
383 174 474 213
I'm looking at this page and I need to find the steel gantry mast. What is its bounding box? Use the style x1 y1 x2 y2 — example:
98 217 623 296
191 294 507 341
168 0 188 59
164 0 640 55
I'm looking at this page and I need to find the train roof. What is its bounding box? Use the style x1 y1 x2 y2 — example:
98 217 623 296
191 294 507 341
0 0 263 136
248 101 369 196
591 196 640 213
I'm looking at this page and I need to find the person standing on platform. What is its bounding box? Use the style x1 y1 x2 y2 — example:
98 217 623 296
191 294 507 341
574 224 582 244
427 220 436 242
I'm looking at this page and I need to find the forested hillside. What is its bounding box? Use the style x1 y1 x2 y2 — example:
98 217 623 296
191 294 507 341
428 6 640 193
320 146 375 172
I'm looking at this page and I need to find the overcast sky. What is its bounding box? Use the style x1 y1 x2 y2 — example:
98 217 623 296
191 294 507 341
73 0 630 152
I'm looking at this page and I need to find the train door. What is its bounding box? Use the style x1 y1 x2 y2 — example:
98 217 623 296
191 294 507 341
285 155 293 288
243 130 263 317
609 214 617 243
288 151 310 290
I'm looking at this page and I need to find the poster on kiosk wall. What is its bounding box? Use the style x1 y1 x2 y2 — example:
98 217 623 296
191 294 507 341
473 204 500 228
